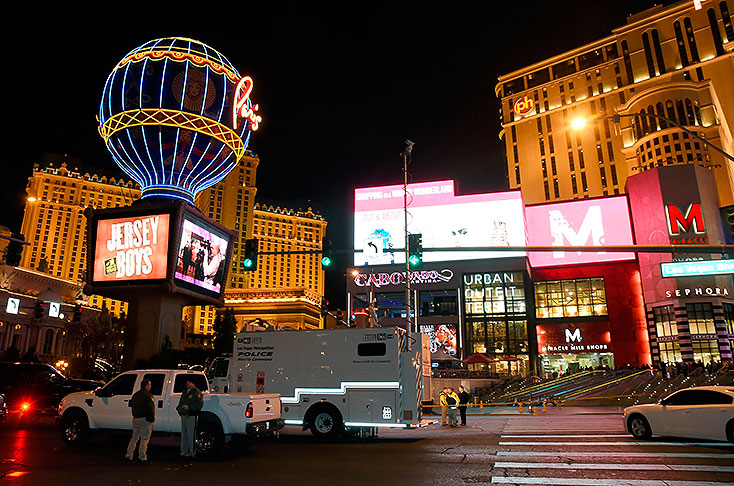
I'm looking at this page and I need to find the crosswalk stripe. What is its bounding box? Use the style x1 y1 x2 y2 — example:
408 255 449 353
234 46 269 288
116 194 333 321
498 441 731 447
495 451 734 459
502 434 630 438
491 477 731 485
494 462 734 472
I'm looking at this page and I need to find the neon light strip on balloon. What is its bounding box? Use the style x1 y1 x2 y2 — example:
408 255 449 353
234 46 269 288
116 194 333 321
99 109 245 160
117 48 241 84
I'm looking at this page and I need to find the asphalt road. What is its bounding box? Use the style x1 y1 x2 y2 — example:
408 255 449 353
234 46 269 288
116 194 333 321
2 409 732 485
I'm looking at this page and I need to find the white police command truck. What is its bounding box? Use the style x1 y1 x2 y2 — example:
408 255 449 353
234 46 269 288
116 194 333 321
206 327 433 438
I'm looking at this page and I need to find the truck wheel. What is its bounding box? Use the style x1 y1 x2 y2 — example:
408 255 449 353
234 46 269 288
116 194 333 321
628 414 652 440
60 410 89 446
195 420 223 455
308 404 343 439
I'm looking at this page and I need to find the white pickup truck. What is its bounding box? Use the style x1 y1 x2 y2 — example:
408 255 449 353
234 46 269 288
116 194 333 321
57 369 283 455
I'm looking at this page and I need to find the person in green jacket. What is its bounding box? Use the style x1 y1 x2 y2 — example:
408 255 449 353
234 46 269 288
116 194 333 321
176 379 204 458
125 379 155 464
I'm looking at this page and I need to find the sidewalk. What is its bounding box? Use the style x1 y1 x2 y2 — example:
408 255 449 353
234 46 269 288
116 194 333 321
426 405 624 416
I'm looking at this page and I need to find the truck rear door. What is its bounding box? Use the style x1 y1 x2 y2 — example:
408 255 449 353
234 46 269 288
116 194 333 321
246 393 280 423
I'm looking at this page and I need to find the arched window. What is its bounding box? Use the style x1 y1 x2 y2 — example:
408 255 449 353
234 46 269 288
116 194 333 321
648 105 659 131
673 21 690 67
666 100 677 124
656 102 668 129
683 17 700 63
641 32 656 78
675 99 687 126
684 99 696 126
621 40 635 84
721 2 734 41
640 109 650 135
651 29 666 74
708 8 726 55
693 100 702 125
42 329 54 355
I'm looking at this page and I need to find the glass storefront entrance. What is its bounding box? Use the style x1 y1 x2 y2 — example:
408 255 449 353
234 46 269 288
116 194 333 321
541 352 614 375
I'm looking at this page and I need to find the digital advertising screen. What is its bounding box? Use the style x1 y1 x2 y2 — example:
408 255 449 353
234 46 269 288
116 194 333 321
354 180 526 265
173 213 231 298
525 196 635 268
420 324 458 356
92 214 170 283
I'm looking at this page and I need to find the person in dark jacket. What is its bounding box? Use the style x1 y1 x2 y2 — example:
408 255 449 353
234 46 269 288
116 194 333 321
176 379 204 458
125 379 155 464
458 385 471 426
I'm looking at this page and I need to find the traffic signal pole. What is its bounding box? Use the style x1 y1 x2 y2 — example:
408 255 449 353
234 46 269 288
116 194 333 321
402 140 415 348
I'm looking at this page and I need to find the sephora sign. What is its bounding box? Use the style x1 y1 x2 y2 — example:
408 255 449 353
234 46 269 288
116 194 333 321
525 196 635 267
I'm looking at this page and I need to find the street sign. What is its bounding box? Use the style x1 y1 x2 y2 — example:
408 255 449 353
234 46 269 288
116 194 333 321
661 259 734 277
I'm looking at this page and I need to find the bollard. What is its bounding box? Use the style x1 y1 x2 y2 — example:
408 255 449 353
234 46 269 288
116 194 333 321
533 405 537 416
518 402 523 413
543 400 547 413
480 401 484 409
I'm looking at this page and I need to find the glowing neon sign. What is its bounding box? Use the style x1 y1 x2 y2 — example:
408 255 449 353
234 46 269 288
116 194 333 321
233 77 262 131
661 259 734 277
666 202 708 244
513 95 535 117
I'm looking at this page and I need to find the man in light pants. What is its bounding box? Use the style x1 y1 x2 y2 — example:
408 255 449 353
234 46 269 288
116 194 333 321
125 379 155 464
177 378 204 458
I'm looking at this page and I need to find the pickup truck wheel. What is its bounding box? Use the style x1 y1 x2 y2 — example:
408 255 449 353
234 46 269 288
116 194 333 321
628 414 652 440
195 420 223 455
308 405 343 439
60 411 89 446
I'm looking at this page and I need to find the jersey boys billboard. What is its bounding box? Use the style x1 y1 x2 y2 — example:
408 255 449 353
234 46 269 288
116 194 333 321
93 214 170 282
354 181 526 265
525 196 635 267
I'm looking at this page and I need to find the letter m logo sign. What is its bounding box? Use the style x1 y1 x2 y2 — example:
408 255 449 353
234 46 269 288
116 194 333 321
666 202 705 235
565 328 582 343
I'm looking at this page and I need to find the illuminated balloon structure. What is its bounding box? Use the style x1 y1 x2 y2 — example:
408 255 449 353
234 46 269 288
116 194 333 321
98 37 261 203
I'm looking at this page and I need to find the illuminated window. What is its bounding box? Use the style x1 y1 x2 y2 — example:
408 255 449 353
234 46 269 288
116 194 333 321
724 303 734 356
659 341 681 364
534 278 607 319
691 340 720 364
686 303 716 334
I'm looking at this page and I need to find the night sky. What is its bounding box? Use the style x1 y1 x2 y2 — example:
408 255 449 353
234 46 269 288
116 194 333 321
5 2 670 304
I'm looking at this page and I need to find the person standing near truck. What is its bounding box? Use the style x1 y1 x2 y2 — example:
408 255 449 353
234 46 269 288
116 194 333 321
125 379 155 465
458 385 470 426
177 379 204 458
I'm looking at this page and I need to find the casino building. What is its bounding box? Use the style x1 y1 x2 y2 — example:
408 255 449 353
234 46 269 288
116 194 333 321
492 0 734 372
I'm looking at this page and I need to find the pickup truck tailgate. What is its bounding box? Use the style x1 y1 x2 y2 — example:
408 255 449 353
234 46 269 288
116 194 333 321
246 393 280 422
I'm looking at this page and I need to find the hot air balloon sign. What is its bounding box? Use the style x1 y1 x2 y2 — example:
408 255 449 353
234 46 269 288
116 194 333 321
98 37 262 204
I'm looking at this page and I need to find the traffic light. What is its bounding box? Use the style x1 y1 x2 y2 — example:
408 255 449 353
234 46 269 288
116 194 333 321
321 237 333 268
320 297 329 318
72 305 82 322
34 301 47 320
4 233 25 267
408 233 423 268
243 238 259 271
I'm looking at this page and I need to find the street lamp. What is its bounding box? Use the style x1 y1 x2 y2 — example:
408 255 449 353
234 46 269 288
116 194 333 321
572 112 734 163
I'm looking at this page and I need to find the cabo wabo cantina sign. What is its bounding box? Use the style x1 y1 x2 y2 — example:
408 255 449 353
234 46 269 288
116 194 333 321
93 214 170 282
354 269 454 288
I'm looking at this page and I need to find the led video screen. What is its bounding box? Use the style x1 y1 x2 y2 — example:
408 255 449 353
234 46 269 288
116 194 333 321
92 214 170 283
354 180 525 265
174 213 231 298
420 324 458 357
525 196 635 267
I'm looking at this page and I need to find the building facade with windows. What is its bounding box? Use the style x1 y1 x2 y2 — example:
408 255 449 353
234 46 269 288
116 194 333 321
495 1 734 208
19 157 140 317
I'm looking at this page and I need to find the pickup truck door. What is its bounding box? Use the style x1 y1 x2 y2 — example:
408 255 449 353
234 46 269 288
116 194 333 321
93 373 139 429
141 373 169 432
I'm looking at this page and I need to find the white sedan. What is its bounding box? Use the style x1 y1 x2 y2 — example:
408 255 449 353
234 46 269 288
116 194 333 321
624 386 734 442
